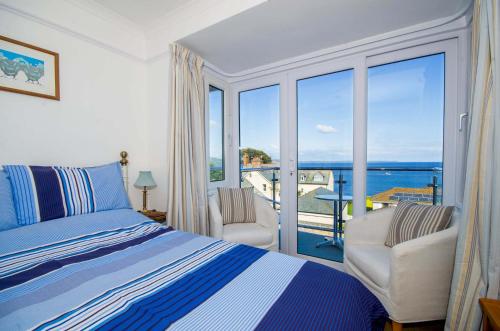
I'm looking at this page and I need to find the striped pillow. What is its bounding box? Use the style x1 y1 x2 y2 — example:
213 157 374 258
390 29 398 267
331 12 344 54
385 201 453 247
217 187 256 225
3 162 130 225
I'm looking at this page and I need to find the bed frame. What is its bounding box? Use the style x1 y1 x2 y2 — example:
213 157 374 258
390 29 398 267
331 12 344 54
120 151 129 192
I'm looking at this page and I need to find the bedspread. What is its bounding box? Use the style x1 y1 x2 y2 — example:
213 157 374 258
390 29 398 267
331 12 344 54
0 209 387 330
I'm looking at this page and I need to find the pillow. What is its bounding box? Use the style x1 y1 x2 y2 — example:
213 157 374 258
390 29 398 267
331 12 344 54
0 170 20 231
217 187 256 225
385 201 454 247
3 162 131 225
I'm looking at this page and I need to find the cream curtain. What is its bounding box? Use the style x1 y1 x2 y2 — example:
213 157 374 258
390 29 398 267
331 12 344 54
166 44 209 235
445 0 499 330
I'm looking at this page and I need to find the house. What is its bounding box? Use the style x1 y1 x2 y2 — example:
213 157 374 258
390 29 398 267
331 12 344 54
241 168 334 202
370 187 436 209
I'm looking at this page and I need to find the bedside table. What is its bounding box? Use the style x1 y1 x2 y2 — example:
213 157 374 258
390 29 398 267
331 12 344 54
139 210 167 223
480 298 500 331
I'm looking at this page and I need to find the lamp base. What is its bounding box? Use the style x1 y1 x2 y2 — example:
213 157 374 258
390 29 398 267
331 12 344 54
142 188 148 212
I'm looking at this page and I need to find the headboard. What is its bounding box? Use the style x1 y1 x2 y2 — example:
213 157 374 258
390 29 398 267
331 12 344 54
120 151 129 192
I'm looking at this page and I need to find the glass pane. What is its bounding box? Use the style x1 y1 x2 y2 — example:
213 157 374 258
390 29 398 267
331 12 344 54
296 69 354 263
208 86 224 182
239 85 280 213
367 54 445 211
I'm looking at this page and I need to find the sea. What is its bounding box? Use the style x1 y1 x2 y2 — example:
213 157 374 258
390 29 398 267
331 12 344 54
297 161 443 197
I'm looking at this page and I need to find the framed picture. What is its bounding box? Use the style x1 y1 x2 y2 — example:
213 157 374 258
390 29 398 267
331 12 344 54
0 35 59 100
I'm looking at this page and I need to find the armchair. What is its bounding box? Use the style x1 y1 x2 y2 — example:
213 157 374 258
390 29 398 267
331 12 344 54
209 193 279 251
344 207 458 330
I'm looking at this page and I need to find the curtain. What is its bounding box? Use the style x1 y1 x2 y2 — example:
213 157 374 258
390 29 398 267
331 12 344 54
446 0 499 330
166 44 209 235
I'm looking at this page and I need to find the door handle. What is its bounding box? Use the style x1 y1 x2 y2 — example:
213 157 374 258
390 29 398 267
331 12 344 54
459 113 469 131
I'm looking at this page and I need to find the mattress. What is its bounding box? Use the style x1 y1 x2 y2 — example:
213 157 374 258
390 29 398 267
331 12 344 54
0 209 387 330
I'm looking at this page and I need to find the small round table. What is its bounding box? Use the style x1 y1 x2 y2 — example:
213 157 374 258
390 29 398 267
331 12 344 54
315 194 353 249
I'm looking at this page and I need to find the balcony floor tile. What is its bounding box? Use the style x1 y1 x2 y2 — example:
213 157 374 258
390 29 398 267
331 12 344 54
297 231 344 263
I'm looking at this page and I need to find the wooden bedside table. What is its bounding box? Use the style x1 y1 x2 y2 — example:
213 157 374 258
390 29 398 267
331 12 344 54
480 298 500 331
139 210 167 223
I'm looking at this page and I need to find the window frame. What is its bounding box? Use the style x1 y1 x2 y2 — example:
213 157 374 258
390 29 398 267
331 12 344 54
231 73 287 188
225 36 467 263
207 84 225 183
205 70 230 191
365 40 459 207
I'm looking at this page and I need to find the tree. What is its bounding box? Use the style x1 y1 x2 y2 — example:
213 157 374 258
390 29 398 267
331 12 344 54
240 148 272 164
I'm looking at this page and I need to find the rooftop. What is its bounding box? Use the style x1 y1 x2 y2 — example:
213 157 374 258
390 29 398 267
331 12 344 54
298 187 335 215
370 187 434 204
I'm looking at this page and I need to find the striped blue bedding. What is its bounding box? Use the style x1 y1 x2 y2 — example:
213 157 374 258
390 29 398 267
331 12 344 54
0 209 387 330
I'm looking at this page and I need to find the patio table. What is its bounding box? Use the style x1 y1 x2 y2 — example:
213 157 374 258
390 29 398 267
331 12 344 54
314 194 353 249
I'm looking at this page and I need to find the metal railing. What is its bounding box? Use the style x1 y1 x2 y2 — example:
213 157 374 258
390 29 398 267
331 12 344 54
240 165 443 233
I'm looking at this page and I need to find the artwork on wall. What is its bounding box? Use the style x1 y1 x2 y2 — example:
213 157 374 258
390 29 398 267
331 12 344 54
0 35 59 100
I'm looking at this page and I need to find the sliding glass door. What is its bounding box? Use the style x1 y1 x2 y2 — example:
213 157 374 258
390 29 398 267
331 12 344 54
230 39 459 265
296 70 353 263
238 84 281 218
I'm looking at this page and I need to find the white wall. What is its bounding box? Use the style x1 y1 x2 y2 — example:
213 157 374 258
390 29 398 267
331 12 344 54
0 9 148 209
146 55 170 210
0 0 267 213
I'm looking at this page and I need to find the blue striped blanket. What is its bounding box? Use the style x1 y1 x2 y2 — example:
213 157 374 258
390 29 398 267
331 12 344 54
0 209 387 330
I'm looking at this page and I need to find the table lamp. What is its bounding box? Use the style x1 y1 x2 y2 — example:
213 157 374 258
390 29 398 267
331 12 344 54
134 171 157 212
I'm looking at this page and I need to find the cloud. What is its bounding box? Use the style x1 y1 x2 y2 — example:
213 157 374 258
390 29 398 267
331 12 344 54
209 120 218 128
315 124 337 134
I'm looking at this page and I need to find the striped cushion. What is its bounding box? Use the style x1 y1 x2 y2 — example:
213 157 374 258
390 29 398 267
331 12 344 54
217 187 256 225
3 162 130 225
385 201 453 247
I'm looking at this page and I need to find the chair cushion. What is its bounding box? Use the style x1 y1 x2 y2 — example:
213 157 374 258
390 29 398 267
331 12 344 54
385 201 454 247
223 223 273 246
345 245 391 288
217 187 256 225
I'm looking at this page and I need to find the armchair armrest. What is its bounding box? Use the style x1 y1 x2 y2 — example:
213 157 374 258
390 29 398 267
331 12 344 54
254 195 279 247
208 195 223 239
344 207 395 246
255 196 278 230
389 225 458 319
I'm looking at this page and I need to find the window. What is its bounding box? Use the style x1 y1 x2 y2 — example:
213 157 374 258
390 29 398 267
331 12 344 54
230 38 461 263
208 85 224 182
313 173 324 182
296 69 354 262
367 54 445 211
239 85 280 207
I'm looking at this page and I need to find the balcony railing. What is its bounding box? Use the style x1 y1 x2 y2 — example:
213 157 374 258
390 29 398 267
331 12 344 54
241 165 443 233
240 165 443 262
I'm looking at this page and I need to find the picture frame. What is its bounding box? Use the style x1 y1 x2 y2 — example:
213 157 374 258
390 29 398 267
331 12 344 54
0 35 60 100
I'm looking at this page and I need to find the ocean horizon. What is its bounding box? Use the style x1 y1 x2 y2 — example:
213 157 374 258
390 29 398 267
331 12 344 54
297 161 442 197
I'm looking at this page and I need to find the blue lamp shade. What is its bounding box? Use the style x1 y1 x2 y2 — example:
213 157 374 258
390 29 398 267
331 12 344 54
134 171 157 189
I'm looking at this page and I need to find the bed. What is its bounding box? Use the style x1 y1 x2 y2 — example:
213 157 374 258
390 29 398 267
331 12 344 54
0 155 387 331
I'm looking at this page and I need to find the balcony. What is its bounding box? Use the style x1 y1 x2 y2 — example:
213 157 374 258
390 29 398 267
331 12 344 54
240 164 443 263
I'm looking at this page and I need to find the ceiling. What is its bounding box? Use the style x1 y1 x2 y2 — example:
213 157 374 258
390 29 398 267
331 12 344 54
179 0 472 74
94 0 188 27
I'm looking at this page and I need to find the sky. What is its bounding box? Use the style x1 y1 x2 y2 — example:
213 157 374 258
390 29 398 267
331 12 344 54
208 86 224 162
0 49 44 66
210 53 445 164
239 85 280 160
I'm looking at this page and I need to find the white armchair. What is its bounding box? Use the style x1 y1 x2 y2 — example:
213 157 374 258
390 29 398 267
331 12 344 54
209 193 279 251
344 207 458 329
